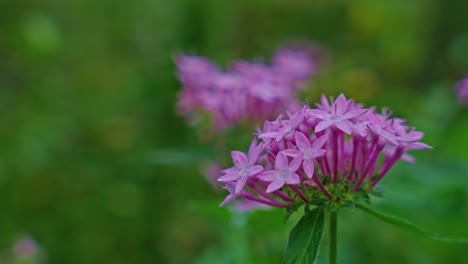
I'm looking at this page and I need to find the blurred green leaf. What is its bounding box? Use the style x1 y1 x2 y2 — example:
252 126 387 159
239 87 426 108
356 204 468 243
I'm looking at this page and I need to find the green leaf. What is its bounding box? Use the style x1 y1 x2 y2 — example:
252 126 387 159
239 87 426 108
283 203 302 224
356 203 468 243
283 207 325 264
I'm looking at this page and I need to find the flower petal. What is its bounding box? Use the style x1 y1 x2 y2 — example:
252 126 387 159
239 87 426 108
266 179 285 193
235 176 248 194
405 131 424 141
249 165 264 176
334 94 347 115
319 94 330 109
303 158 315 178
222 167 236 174
231 151 248 168
342 109 367 120
248 138 258 153
307 109 329 120
405 142 432 150
218 171 240 182
258 131 281 140
282 149 301 157
335 120 352 135
248 142 264 164
220 194 237 207
295 131 311 149
285 173 300 185
310 149 326 159
275 153 288 169
311 134 328 149
314 120 333 133
289 155 303 172
257 170 276 182
401 153 415 163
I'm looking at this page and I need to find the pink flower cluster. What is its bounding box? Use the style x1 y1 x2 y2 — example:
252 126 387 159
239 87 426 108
456 76 468 104
219 94 431 208
176 47 319 130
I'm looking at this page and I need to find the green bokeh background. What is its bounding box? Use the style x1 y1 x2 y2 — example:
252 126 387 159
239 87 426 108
0 0 467 263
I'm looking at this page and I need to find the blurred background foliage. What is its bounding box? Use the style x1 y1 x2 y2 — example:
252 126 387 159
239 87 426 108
0 0 467 263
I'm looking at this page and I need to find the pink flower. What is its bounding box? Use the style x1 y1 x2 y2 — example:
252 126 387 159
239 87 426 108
218 140 264 194
283 132 327 178
175 47 318 130
258 153 302 193
308 94 367 134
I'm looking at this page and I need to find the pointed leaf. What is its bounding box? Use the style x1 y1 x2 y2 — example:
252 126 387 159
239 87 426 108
284 207 325 264
356 204 468 243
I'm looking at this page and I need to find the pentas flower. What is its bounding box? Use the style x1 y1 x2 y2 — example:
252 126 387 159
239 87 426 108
219 139 264 193
456 76 468 104
202 162 271 212
176 47 319 130
219 94 431 209
308 94 367 134
258 153 302 193
283 132 328 176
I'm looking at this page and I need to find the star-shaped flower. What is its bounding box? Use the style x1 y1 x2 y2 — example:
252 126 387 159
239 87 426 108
257 153 302 193
283 132 328 178
218 140 264 194
308 94 367 134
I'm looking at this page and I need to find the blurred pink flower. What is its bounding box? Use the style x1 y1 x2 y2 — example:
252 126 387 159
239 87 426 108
456 76 468 104
13 235 40 260
272 46 320 86
176 46 320 130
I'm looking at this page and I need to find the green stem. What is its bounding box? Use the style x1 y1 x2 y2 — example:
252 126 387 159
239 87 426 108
329 210 338 264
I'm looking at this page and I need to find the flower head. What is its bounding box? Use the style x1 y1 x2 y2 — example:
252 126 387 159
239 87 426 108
219 94 431 208
176 47 319 130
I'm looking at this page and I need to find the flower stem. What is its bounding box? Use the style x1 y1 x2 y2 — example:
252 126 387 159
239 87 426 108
289 185 310 204
329 210 338 264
